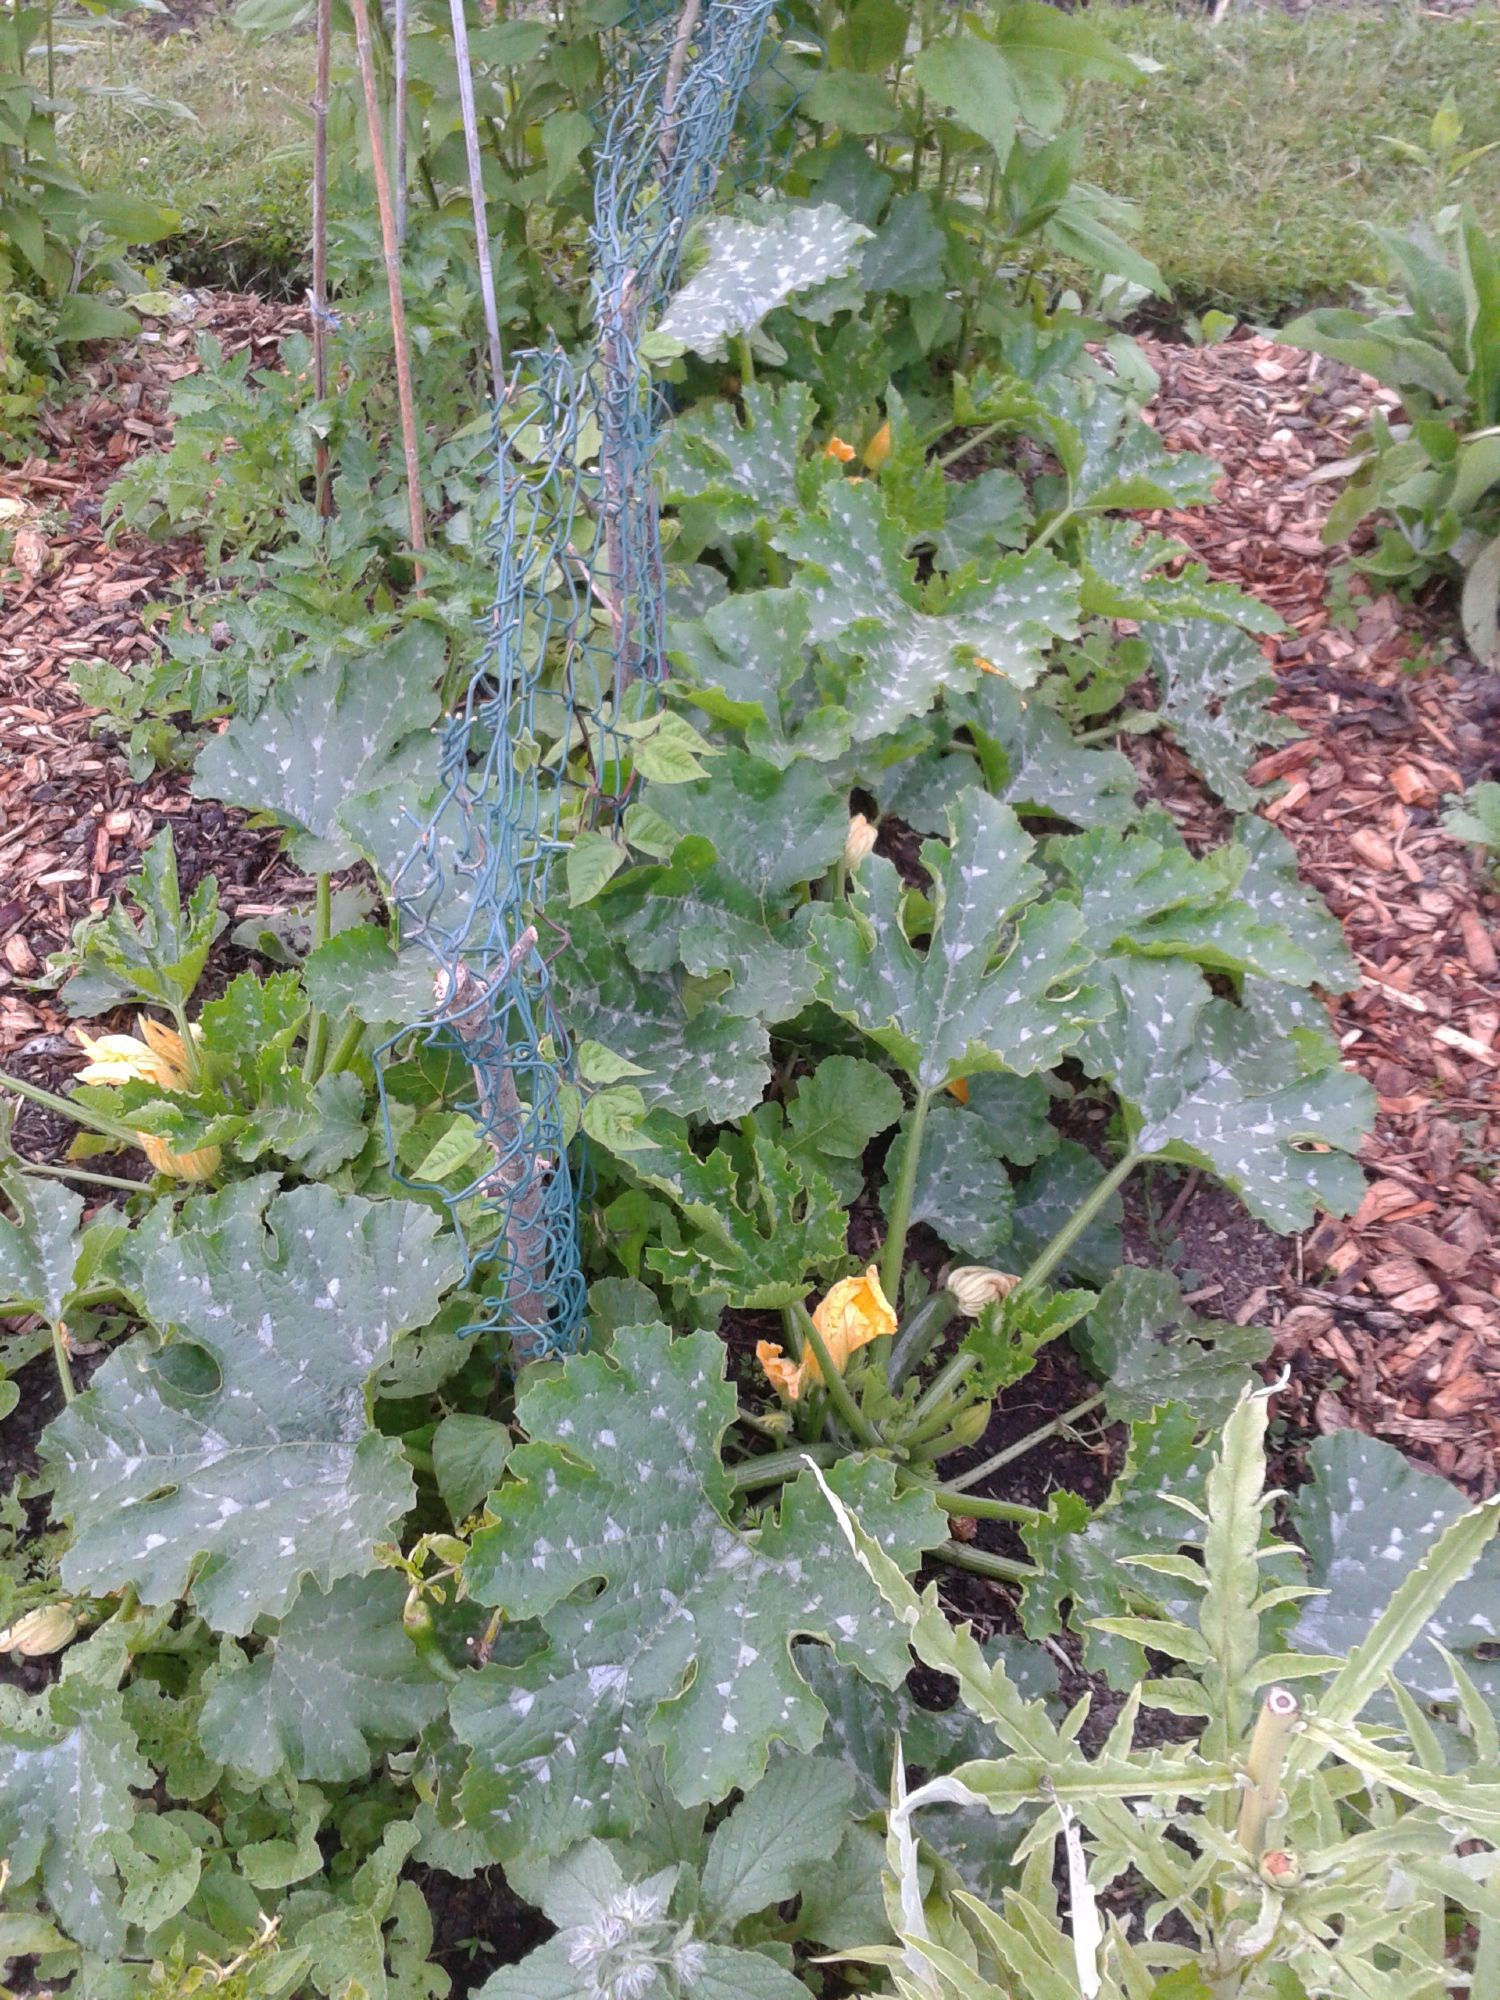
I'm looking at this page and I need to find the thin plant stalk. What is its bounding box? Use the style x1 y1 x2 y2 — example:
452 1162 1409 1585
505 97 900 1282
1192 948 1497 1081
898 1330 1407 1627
935 1538 1032 1586
16 1158 149 1195
311 0 333 518
448 0 505 403
348 0 428 562
794 1303 882 1450
394 0 410 245
1013 1150 1140 1298
320 1014 367 1080
880 1085 931 1307
1 1072 147 1152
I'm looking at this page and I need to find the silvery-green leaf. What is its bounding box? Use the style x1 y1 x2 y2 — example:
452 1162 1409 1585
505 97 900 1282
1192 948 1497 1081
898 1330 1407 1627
302 927 438 1027
699 1754 858 1929
43 1182 461 1633
1077 958 1372 1233
810 789 1103 1092
948 678 1139 833
958 1072 1058 1168
1065 391 1220 513
659 383 817 550
1080 1268 1270 1427
339 775 475 939
1076 519 1283 633
778 483 1078 740
194 630 443 873
198 1573 446 1781
881 1102 1013 1261
452 1325 944 1860
554 903 770 1120
1009 1143 1123 1287
0 1174 100 1323
658 203 872 360
1292 1432 1500 1716
57 826 224 1016
0 1680 149 1955
669 589 841 767
1145 619 1293 812
1234 816 1358 993
932 468 1031 572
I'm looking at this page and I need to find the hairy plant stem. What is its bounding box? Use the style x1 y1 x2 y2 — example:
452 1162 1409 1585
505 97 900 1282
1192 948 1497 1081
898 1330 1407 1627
1014 1149 1140 1298
14 1158 149 1195
1 1073 144 1151
795 1302 882 1450
301 874 333 1084
947 1390 1107 1492
310 0 333 518
733 330 756 388
934 1538 1033 1586
729 1442 840 1493
320 1014 367 1081
1029 502 1077 553
168 1000 204 1092
880 1085 931 1312
919 1481 1041 1527
887 1288 955 1389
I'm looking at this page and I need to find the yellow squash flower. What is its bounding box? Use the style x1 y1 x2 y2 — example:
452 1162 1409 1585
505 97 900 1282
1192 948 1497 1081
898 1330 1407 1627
862 421 892 470
137 1133 222 1183
823 435 857 463
75 1018 198 1091
756 1266 897 1405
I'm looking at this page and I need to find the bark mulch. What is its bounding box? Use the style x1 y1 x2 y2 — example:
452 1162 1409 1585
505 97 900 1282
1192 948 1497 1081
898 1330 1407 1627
1139 331 1500 1496
0 292 309 1141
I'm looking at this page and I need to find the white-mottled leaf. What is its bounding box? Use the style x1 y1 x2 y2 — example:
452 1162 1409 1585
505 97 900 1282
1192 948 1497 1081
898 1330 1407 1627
658 204 871 360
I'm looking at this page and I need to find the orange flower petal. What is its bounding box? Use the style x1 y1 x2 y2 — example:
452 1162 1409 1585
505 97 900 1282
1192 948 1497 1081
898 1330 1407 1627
756 1340 805 1405
823 436 857 463
808 1265 897 1380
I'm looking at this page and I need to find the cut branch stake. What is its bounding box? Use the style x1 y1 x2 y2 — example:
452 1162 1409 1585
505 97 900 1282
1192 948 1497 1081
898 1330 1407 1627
310 0 332 517
448 0 505 403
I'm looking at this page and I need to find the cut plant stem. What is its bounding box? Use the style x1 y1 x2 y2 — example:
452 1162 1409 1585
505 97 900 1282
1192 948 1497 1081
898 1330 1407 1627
1236 1685 1300 1859
934 1538 1033 1586
729 1442 840 1492
794 1302 883 1450
879 1084 931 1326
948 1391 1107 1492
1014 1150 1141 1298
1 1072 145 1152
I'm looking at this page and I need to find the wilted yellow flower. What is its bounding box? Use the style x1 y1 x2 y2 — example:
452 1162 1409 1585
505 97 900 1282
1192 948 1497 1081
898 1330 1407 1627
946 1266 1020 1318
863 421 892 470
823 435 857 463
0 1602 79 1657
947 1078 969 1105
757 1266 897 1404
139 1133 221 1182
843 813 878 871
75 1018 198 1091
973 654 1004 677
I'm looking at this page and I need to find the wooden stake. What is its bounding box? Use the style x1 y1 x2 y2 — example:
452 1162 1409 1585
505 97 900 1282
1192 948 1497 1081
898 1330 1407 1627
448 0 505 404
310 0 333 518
348 0 428 560
394 0 410 244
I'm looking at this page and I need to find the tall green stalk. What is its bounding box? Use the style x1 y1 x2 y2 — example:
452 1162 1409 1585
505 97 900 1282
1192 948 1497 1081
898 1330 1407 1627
880 1086 931 1306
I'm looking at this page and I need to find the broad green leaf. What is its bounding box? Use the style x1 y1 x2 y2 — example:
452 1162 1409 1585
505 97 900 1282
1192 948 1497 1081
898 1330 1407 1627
57 825 223 1015
0 1680 150 1955
699 1754 858 1929
810 789 1103 1092
566 829 628 907
55 294 140 343
861 191 947 298
659 382 817 548
882 1102 1013 1261
283 1821 444 2000
1076 519 1283 633
1080 1269 1270 1427
1292 1432 1500 1719
957 1071 1058 1168
1009 1142 1123 1285
553 903 769 1120
1077 958 1373 1232
669 589 848 766
302 927 439 1026
608 1116 848 1309
913 38 1019 163
193 629 444 872
1144 620 1292 812
452 1324 945 1859
199 1573 446 1782
432 1414 512 1523
780 1054 904 1203
658 203 872 359
933 468 1032 572
648 752 849 901
106 1810 203 1932
43 1182 461 1633
777 483 1078 740
964 1285 1096 1397
1234 815 1358 992
1062 391 1220 514
0 1174 98 1322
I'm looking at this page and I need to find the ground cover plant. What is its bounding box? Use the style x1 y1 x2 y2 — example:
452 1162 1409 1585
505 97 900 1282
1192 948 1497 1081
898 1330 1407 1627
5 1 1499 1996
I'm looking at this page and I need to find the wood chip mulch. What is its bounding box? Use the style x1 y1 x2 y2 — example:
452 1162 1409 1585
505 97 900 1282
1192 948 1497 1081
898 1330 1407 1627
1140 332 1500 1496
0 292 310 1140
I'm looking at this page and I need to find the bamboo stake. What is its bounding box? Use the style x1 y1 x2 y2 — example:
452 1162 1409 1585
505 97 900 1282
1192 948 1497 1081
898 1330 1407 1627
348 0 428 559
310 0 333 518
394 0 410 244
448 0 505 404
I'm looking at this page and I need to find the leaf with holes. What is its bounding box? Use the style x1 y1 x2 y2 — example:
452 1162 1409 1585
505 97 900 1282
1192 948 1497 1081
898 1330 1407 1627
658 204 871 359
1145 619 1294 812
451 1323 945 1860
198 1573 447 1781
1291 1431 1500 1717
42 1180 462 1633
810 788 1103 1092
193 629 443 872
1077 958 1372 1232
1079 1268 1270 1427
0 1681 150 1956
776 482 1078 741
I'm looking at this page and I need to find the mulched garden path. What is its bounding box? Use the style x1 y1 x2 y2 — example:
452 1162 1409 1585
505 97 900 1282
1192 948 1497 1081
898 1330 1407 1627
2 304 1497 1496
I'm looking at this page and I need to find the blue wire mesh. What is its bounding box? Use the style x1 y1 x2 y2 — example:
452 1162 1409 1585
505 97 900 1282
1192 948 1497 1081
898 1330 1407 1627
383 0 778 1365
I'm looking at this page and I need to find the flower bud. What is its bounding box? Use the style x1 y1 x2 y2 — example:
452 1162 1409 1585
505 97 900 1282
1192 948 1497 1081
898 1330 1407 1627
946 1266 1020 1318
0 1602 79 1657
863 420 892 470
843 814 878 871
945 1401 991 1448
1259 1849 1300 1887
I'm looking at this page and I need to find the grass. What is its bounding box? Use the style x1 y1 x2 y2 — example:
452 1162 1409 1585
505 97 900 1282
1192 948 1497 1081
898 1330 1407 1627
1076 1 1500 322
54 2 1500 320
